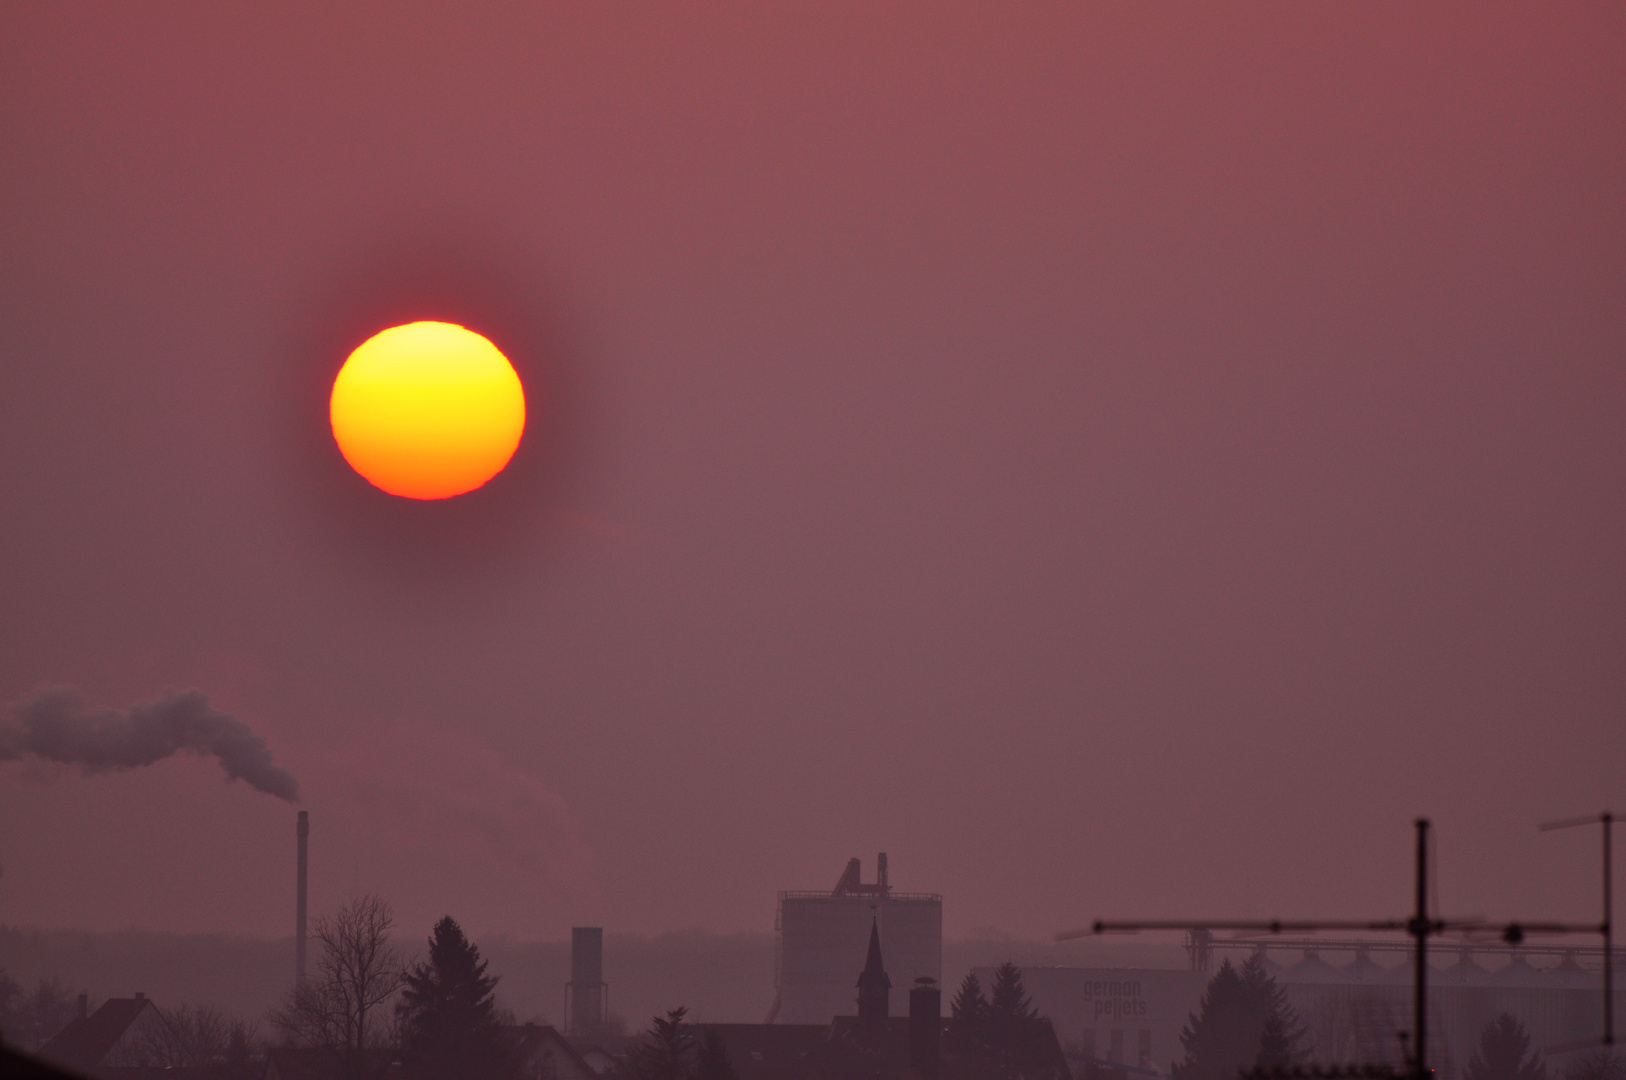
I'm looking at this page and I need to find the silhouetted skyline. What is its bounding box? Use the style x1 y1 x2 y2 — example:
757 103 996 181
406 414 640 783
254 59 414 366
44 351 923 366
0 6 1622 943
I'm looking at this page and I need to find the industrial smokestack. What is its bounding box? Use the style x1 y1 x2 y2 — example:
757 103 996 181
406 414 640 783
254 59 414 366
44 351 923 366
295 811 309 984
568 927 605 1036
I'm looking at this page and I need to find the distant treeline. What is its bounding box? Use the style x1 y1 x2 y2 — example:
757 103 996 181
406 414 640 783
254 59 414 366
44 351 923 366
0 923 1182 1028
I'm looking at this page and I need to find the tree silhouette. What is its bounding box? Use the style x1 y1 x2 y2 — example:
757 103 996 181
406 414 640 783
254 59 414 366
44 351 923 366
622 1008 695 1080
946 972 992 1079
0 967 19 1046
985 962 1062 1080
396 916 504 1080
696 1028 739 1080
0 972 78 1051
271 894 403 1080
988 963 1037 1027
1255 1012 1296 1072
1173 956 1303 1080
951 972 987 1032
1173 961 1252 1080
224 1022 257 1080
126 1003 238 1067
1240 955 1305 1071
1465 1015 1547 1080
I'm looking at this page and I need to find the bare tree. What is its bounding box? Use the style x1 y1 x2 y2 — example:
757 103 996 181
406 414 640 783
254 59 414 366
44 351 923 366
119 1003 236 1067
0 975 78 1051
273 895 403 1080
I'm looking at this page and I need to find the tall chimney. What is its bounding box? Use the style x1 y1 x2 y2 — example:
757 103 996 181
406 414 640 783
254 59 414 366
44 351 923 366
877 852 889 893
909 977 941 1080
295 811 309 984
568 927 605 1036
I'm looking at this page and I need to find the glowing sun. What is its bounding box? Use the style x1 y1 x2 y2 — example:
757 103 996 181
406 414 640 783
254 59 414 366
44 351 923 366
330 321 526 500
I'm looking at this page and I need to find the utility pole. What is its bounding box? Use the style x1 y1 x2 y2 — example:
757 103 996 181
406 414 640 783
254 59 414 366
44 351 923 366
1411 819 1430 1075
1060 817 1607 1078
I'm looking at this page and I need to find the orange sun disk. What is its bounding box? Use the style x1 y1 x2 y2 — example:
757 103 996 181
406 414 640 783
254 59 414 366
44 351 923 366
329 321 526 500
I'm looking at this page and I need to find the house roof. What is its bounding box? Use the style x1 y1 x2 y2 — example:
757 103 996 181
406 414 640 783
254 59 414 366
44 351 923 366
39 997 155 1071
829 1013 1068 1080
576 1046 619 1075
90 1067 234 1080
695 1023 832 1080
501 1023 599 1077
265 1046 402 1080
829 1014 944 1072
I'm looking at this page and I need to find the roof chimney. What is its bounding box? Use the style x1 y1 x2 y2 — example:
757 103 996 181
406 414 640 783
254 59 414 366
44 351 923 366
910 977 941 1080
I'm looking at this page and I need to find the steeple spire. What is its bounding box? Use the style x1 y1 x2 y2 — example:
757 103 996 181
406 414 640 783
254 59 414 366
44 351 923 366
857 916 891 1028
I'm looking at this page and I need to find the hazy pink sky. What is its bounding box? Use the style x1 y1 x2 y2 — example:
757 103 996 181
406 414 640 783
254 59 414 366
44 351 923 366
1 5 1622 944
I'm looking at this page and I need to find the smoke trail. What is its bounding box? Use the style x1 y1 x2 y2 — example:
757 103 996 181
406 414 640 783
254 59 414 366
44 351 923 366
0 687 299 801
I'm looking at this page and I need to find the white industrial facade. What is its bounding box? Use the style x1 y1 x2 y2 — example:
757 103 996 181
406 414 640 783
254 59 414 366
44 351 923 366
773 855 943 1025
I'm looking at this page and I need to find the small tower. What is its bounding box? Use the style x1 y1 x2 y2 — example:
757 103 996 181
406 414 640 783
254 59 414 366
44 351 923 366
857 916 891 1031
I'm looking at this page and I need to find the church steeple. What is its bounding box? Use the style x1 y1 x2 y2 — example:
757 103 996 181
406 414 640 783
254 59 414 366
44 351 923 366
856 916 891 1027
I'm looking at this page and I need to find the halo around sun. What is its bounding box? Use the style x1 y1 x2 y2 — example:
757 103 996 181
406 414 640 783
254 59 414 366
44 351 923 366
329 321 526 500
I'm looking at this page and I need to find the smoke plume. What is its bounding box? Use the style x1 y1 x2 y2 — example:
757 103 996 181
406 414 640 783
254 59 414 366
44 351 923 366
0 687 299 801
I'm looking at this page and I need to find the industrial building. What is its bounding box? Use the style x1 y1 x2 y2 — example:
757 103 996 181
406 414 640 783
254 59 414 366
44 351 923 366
989 938 1622 1080
771 854 943 1025
711 916 1068 1080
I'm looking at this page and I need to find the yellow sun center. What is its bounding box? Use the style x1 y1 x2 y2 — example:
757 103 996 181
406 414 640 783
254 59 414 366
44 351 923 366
329 321 526 500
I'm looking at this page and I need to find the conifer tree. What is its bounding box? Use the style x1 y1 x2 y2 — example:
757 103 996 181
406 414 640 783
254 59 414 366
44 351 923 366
626 1008 695 1080
397 916 504 1080
988 963 1037 1028
1465 1015 1547 1080
224 1023 255 1080
1255 1013 1295 1072
696 1027 740 1080
951 973 987 1038
1172 961 1254 1080
1173 954 1303 1080
1240 954 1305 1070
948 972 990 1076
986 962 1059 1080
